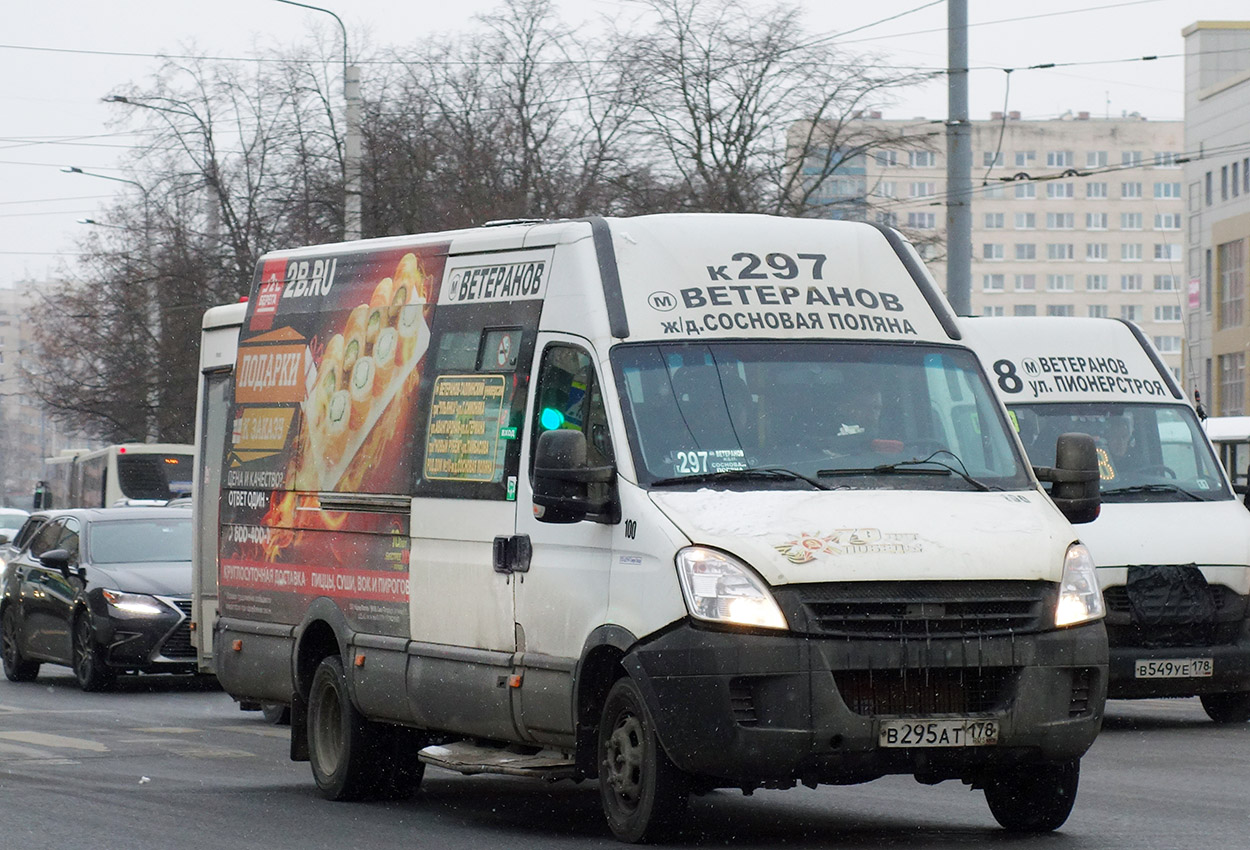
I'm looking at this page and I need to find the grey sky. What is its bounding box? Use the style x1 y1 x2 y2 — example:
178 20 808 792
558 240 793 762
2 0 1246 287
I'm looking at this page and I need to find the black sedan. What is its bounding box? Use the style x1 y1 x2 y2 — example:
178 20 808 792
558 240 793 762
0 507 195 691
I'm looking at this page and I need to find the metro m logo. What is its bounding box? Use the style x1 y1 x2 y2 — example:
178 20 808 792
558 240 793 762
647 291 677 312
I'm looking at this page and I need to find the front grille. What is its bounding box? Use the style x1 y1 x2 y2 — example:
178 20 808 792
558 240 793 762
774 581 1054 639
834 667 1015 716
160 598 196 659
1103 582 1248 648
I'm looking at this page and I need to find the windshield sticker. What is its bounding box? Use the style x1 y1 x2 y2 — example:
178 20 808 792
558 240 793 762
775 529 923 564
991 356 1167 400
672 449 746 475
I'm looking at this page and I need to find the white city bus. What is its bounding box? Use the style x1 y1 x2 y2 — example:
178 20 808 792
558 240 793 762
40 443 195 509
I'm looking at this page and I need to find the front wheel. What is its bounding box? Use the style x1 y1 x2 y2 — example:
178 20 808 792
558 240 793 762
1 606 39 682
597 676 690 843
984 759 1080 832
1200 691 1250 723
72 611 115 692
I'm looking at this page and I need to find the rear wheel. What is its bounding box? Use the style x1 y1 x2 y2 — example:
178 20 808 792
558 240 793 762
1200 691 1250 724
1 606 39 682
984 759 1080 832
307 655 424 800
72 611 115 692
597 676 690 843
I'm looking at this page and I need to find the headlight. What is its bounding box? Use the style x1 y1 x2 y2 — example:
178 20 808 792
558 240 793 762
675 547 787 630
1054 543 1105 628
101 589 166 616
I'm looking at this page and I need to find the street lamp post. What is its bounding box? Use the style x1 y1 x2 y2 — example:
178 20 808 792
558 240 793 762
272 0 361 241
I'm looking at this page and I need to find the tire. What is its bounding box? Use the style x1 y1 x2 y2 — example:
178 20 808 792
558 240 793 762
984 759 1080 833
597 676 690 844
72 611 115 692
1 605 39 682
1200 691 1250 724
261 703 292 725
307 655 424 801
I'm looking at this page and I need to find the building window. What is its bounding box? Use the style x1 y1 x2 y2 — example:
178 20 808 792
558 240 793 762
1121 212 1143 230
875 150 898 167
1014 274 1036 291
1015 243 1036 260
1154 243 1181 262
1220 352 1246 415
1086 243 1108 261
1086 212 1108 230
1120 273 1143 291
1154 305 1182 322
1015 183 1036 199
1086 182 1108 199
1015 212 1036 229
1235 162 1241 198
874 181 896 198
1122 304 1144 322
1153 181 1181 199
1014 304 1037 316
1153 274 1179 291
1222 165 1230 201
1153 335 1182 354
1244 158 1249 195
984 212 1005 229
983 243 1004 260
1088 304 1109 318
1047 243 1074 260
1122 244 1143 262
982 274 1005 291
910 181 936 198
1121 151 1143 166
983 305 1005 316
1086 274 1108 291
1205 171 1213 206
910 150 936 167
875 211 898 226
1154 213 1182 230
1218 239 1245 330
1045 212 1074 229
1047 151 1073 167
1046 304 1075 317
1046 182 1074 199
1086 151 1108 168
1046 274 1074 291
1154 151 1181 167
1121 182 1143 199
1015 151 1035 167
907 212 936 229
983 184 1006 199
983 151 1004 166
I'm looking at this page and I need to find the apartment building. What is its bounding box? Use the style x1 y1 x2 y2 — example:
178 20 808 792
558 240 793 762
1183 21 1250 416
811 113 1186 379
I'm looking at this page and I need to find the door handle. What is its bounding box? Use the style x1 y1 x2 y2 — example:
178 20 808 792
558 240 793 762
492 535 532 574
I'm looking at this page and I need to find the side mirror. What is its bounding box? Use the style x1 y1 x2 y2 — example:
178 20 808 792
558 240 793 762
1034 432 1100 524
39 548 73 577
0 532 10 546
532 429 617 524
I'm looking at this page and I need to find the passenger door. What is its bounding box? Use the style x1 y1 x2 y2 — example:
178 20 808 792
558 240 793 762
19 517 81 662
513 337 617 740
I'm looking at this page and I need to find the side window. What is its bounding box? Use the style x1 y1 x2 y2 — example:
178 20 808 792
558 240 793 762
531 345 615 493
28 519 66 559
57 518 81 562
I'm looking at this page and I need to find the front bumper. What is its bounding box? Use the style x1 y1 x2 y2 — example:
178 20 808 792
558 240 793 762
623 620 1107 787
88 595 197 673
1108 638 1250 698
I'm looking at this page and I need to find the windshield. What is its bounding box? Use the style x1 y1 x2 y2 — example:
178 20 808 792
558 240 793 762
88 518 193 564
1010 402 1230 502
611 342 1031 491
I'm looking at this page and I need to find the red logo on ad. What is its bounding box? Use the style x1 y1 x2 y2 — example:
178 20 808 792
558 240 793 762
250 258 289 331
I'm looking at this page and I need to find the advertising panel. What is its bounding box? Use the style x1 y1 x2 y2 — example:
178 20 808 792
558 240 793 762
219 244 448 634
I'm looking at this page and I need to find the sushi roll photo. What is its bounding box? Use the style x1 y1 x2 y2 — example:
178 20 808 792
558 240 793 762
341 303 368 378
322 388 352 468
348 356 375 431
397 302 425 365
373 326 399 394
392 252 426 307
365 277 394 346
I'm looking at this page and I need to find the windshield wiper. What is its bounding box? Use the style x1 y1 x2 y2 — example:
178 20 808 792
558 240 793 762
650 466 831 490
817 456 993 492
1101 483 1205 502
